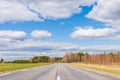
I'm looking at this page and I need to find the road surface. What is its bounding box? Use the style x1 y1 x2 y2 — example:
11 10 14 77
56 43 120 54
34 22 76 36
0 63 119 80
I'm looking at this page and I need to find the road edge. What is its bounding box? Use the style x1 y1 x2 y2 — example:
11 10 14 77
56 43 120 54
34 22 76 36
0 63 52 76
69 63 120 79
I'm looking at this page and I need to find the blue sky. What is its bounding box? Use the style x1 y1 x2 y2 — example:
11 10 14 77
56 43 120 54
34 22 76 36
0 0 120 61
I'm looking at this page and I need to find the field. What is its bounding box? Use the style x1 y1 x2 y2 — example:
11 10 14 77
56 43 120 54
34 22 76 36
71 63 120 76
0 63 50 72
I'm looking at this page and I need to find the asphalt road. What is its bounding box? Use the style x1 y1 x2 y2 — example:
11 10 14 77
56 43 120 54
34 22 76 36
0 63 119 80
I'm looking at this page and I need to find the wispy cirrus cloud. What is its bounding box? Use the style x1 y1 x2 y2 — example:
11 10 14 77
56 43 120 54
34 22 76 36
0 30 26 40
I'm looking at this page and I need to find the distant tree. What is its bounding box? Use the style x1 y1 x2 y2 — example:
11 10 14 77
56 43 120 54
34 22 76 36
84 53 89 64
77 52 84 62
12 60 30 63
0 58 4 63
31 56 50 63
54 57 62 62
32 56 40 63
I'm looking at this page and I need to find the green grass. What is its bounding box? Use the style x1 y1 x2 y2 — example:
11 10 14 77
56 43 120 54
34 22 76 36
0 63 51 72
71 63 120 75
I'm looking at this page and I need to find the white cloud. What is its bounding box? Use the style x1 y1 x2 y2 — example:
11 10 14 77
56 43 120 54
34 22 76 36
0 39 120 61
70 27 117 39
27 0 96 19
0 30 26 40
28 0 82 19
80 45 120 52
0 38 119 53
77 0 97 6
60 22 64 25
0 0 41 23
82 0 120 40
0 39 79 61
31 30 52 38
0 0 97 23
86 0 120 30
107 34 120 40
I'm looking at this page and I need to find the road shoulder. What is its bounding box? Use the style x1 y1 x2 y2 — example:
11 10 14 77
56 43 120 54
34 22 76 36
69 63 120 79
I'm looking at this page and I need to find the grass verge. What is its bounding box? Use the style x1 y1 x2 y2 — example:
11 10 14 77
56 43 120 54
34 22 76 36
0 63 51 72
71 63 120 76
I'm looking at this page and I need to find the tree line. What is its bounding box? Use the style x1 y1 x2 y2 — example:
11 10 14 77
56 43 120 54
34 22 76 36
0 56 62 63
62 52 120 65
1 52 120 65
30 56 62 63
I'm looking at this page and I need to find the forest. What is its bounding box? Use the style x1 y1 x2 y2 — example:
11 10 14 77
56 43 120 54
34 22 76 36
63 52 120 65
1 52 120 65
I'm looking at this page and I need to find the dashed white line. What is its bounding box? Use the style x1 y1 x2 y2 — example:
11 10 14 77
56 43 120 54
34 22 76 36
57 76 61 80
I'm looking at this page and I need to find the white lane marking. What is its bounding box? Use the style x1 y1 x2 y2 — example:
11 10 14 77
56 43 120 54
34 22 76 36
57 76 61 80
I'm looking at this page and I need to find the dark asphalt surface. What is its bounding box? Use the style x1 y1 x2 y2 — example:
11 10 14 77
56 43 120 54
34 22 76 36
0 63 119 80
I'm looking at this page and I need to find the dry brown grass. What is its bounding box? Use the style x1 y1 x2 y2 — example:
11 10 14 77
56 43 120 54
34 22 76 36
71 62 120 77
